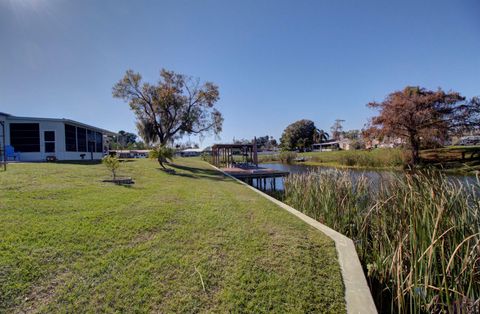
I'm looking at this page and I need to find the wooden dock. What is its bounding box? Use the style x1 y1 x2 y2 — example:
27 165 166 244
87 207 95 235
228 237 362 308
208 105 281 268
220 166 289 191
212 143 288 191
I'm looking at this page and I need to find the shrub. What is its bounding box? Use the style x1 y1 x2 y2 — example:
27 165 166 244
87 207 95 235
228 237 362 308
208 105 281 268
278 151 297 164
201 152 212 163
102 155 120 180
338 153 357 166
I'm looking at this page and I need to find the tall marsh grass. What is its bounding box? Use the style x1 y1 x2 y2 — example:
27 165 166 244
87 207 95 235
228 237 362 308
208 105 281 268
257 152 298 164
284 170 480 313
278 151 297 164
308 148 406 168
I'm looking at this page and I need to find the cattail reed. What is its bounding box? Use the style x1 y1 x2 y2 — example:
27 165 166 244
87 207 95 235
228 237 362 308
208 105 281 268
284 170 480 313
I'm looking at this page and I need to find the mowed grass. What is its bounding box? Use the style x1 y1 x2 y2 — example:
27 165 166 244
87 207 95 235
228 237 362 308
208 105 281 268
0 158 345 313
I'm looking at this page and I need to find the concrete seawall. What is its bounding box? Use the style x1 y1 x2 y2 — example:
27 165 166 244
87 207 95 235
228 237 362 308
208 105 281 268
210 164 378 314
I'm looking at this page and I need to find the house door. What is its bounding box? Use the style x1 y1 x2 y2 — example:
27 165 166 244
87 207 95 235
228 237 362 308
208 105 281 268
44 131 55 154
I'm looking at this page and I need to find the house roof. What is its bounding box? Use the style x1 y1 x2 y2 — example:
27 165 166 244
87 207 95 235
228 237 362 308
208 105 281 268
110 150 150 153
313 139 352 146
212 143 254 149
1 112 117 136
180 148 204 153
313 141 340 146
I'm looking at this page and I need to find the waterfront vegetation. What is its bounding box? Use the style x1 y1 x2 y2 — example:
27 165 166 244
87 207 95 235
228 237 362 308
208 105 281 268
278 151 298 164
283 169 480 313
301 148 405 168
258 149 405 168
259 146 480 174
259 149 405 168
0 158 345 313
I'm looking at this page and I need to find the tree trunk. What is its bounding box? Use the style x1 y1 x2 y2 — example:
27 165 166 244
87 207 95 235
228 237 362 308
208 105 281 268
158 139 169 170
158 156 166 169
410 134 420 165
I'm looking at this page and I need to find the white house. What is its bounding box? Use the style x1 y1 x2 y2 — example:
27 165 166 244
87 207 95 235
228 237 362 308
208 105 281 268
177 148 204 157
457 135 480 146
312 141 340 151
0 112 116 162
365 137 405 149
109 150 150 158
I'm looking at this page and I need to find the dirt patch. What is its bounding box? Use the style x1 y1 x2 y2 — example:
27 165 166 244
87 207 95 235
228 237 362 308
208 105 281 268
127 229 159 248
14 270 72 314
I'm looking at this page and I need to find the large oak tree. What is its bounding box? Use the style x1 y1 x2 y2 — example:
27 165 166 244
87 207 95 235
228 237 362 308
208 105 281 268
280 119 317 151
365 86 479 164
113 69 223 146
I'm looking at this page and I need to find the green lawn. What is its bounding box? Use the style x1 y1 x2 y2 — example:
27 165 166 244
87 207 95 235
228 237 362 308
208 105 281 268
0 158 345 313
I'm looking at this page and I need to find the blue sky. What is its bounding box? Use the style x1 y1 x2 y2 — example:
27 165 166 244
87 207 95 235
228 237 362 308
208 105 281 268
1 0 479 147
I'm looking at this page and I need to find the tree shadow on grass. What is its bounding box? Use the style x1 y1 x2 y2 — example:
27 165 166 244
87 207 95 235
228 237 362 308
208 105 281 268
54 160 102 165
160 163 229 182
105 182 135 188
54 159 138 166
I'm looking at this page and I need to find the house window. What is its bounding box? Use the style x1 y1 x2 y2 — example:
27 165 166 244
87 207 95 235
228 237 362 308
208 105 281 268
9 123 40 152
77 127 87 152
87 129 95 152
95 132 103 153
65 124 77 152
65 124 104 154
45 142 55 153
44 131 55 153
44 131 55 142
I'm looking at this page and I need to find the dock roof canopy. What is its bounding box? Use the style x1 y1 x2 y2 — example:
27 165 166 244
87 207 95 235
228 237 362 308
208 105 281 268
211 143 258 167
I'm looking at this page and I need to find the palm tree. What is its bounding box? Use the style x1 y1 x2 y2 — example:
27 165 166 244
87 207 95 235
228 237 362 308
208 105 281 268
313 129 329 143
136 118 158 146
151 145 175 170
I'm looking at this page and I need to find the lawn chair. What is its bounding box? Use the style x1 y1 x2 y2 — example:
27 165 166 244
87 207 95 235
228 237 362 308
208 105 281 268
5 145 19 161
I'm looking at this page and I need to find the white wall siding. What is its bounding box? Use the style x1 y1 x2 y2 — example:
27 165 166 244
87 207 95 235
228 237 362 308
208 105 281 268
5 118 107 161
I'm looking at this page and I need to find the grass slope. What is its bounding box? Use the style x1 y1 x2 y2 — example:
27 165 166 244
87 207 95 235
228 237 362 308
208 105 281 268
0 158 344 313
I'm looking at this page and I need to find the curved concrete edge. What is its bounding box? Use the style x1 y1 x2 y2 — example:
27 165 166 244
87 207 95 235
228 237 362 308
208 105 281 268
209 164 377 314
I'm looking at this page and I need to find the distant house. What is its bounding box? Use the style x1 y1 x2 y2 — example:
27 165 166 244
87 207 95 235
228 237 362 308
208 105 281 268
457 136 480 146
338 139 352 150
312 141 339 151
312 139 352 151
365 137 404 149
110 150 150 158
0 112 116 161
178 148 204 157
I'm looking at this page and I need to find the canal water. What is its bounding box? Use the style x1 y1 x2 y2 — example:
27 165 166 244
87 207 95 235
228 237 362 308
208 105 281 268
253 163 478 191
